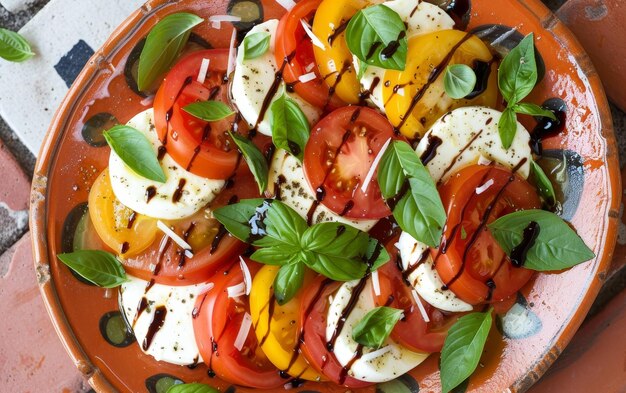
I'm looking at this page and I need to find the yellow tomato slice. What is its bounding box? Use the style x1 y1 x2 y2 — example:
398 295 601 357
383 30 498 139
249 265 323 381
312 0 378 104
88 169 157 257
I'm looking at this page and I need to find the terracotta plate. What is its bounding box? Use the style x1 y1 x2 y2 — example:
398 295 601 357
30 0 620 392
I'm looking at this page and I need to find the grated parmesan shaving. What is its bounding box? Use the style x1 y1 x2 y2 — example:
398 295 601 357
275 0 297 11
298 72 317 83
239 256 252 296
197 282 215 295
208 15 241 29
478 155 492 166
305 63 315 72
360 138 392 193
411 289 430 323
197 58 210 84
227 282 246 298
226 28 237 80
327 59 337 72
371 270 381 297
475 178 494 195
234 312 253 351
360 345 393 362
211 21 221 29
300 19 325 50
157 221 194 258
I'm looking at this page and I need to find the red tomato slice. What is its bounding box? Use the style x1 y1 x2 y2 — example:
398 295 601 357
153 49 245 180
121 169 259 286
299 275 372 388
372 237 453 353
434 165 541 304
303 106 394 219
193 259 284 389
275 0 346 110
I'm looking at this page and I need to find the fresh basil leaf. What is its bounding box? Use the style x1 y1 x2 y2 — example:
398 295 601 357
300 222 389 281
250 246 295 266
440 310 493 393
461 226 467 240
253 200 308 249
497 33 537 104
183 101 235 121
104 125 166 182
270 94 310 162
497 107 517 150
488 209 594 271
137 12 203 91
444 64 477 99
57 250 128 288
167 383 219 393
345 4 408 71
0 28 34 62
513 102 557 120
352 306 403 349
213 198 267 241
530 160 556 207
243 31 271 60
274 262 305 305
356 57 369 80
229 132 269 193
378 141 446 247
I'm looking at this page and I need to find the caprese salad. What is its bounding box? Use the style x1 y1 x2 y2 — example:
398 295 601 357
57 0 595 392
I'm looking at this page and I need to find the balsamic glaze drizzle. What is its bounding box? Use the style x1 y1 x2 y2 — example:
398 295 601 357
142 306 167 351
510 221 540 267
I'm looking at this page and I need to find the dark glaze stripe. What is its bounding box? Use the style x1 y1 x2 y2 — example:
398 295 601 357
381 30 406 60
253 51 297 132
437 129 484 185
145 186 157 203
395 32 473 133
177 222 196 268
465 60 495 100
162 76 194 147
324 61 352 110
328 20 350 46
186 123 212 172
210 224 228 254
358 76 381 105
133 297 149 327
172 178 187 203
510 221 540 267
420 135 443 165
258 293 276 347
127 211 137 229
120 241 130 254
401 249 429 287
142 305 167 351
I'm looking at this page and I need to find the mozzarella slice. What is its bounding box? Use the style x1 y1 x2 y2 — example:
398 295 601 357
108 109 224 220
231 20 320 136
358 0 455 112
267 149 378 232
397 232 472 312
326 280 428 383
415 107 532 183
120 276 208 365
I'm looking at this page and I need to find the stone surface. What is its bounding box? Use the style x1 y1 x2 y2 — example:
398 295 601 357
0 233 91 392
0 140 29 255
557 0 626 111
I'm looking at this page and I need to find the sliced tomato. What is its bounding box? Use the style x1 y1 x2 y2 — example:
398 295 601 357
88 169 157 257
275 0 345 110
372 238 453 353
303 106 395 219
193 260 284 389
434 165 541 304
153 49 245 179
121 169 259 286
299 275 372 388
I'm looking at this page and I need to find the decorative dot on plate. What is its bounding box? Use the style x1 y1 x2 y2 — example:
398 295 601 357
99 311 136 347
375 374 420 393
82 112 118 147
144 373 185 393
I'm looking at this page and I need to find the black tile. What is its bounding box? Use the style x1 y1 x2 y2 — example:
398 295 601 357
54 39 94 88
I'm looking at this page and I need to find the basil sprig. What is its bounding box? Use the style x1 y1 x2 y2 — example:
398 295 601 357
213 199 389 304
104 125 166 183
488 209 594 271
137 12 203 91
529 160 556 207
0 28 34 62
183 100 235 121
229 132 268 193
352 306 403 349
345 4 408 71
243 31 271 60
497 33 556 149
167 383 219 393
57 250 128 288
440 310 493 393
444 64 477 99
378 140 446 247
270 93 310 162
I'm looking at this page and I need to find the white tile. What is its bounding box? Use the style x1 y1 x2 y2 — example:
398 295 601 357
0 0 29 13
0 0 144 154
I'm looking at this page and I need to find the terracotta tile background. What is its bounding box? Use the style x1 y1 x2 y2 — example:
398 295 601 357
0 0 624 392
